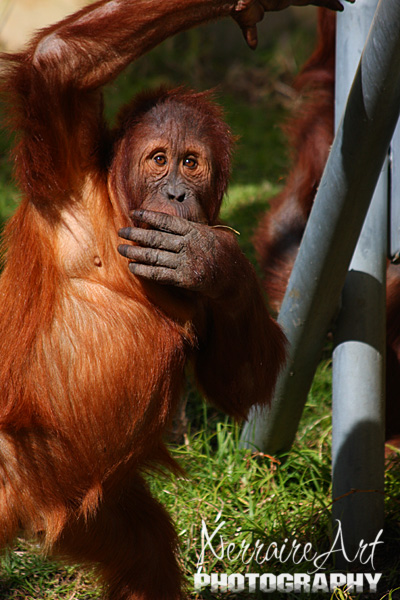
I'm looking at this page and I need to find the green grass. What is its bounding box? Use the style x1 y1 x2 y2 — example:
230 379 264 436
1 13 400 600
2 374 400 599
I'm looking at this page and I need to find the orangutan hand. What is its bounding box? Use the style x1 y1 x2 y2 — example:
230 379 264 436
233 0 354 49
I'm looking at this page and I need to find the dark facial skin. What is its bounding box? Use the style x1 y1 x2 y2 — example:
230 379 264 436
125 115 214 224
118 110 234 297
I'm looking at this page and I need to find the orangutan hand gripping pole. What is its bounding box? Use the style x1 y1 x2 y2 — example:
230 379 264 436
0 0 349 598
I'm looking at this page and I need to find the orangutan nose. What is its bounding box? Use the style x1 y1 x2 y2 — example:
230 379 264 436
166 185 186 203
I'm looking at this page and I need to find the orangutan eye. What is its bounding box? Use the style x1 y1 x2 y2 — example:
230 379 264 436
183 156 197 169
153 153 167 166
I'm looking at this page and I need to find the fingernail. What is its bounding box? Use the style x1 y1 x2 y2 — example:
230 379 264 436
131 209 144 219
235 0 247 11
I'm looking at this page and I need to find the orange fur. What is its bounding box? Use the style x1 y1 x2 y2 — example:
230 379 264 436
0 1 285 598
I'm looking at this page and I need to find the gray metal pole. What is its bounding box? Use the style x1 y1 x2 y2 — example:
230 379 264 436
390 118 400 261
241 0 400 453
331 0 386 560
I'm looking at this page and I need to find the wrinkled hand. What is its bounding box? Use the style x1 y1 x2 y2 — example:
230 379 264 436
118 210 236 298
234 0 355 49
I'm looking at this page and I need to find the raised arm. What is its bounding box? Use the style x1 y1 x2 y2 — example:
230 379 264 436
1 0 350 208
30 0 238 91
1 0 240 207
29 0 349 87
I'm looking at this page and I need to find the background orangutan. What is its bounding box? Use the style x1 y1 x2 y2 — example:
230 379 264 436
0 0 353 598
254 8 335 312
254 7 400 445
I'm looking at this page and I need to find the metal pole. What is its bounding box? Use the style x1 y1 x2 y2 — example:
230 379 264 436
241 0 400 453
390 118 400 261
331 0 386 559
